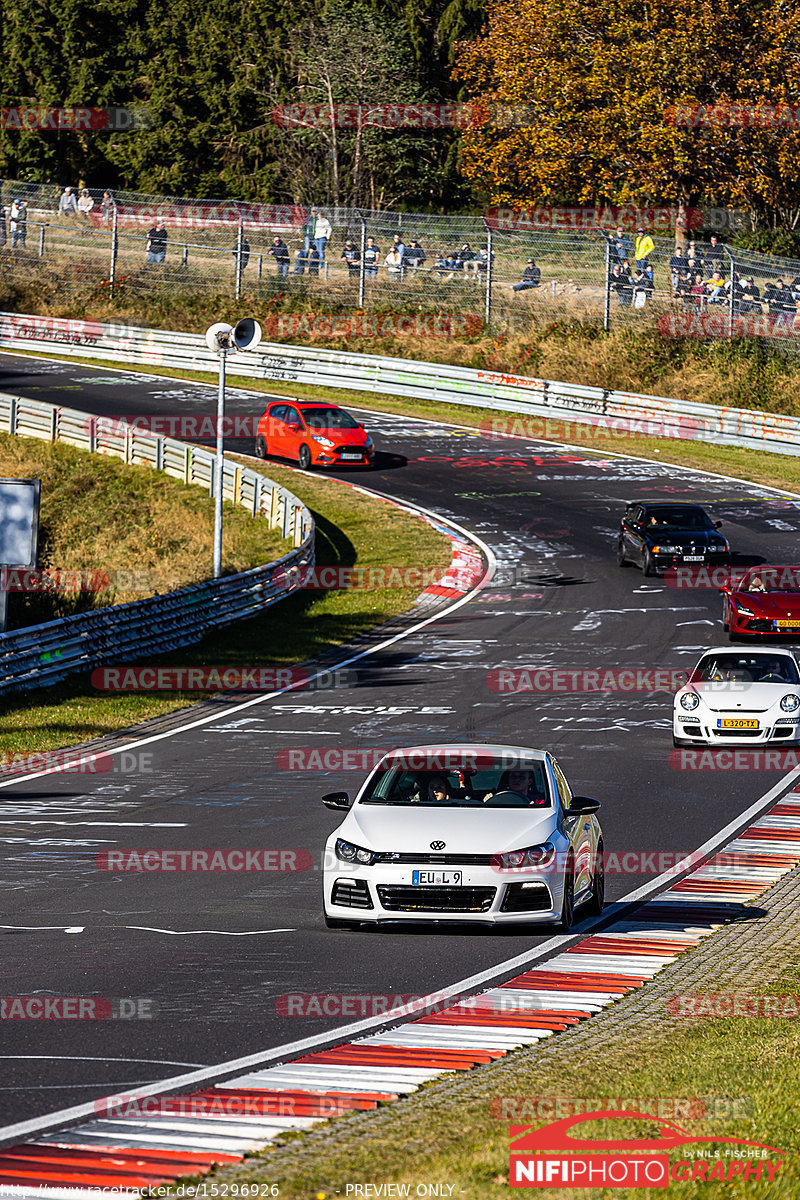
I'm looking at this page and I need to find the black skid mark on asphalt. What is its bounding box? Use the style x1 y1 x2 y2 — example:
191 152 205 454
527 573 589 588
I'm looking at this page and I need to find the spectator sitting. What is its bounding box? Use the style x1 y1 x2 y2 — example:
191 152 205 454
146 221 167 264
432 252 449 275
738 276 761 314
705 268 726 304
77 188 94 215
469 244 494 278
690 272 707 311
294 248 308 275
790 273 800 300
385 247 403 278
390 233 406 263
308 246 321 277
513 258 541 292
456 242 476 271
232 238 250 271
404 239 426 272
612 261 633 306
341 240 361 276
633 264 654 303
58 186 78 216
676 268 694 311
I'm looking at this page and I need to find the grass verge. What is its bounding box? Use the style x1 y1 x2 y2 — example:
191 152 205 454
0 431 289 624
0 458 452 759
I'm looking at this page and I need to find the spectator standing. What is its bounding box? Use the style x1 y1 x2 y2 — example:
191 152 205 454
404 239 426 272
313 212 332 262
77 189 94 216
690 272 706 312
771 280 795 329
669 245 688 295
101 191 116 224
613 260 634 306
633 263 654 307
600 224 632 265
341 240 361 276
233 238 250 271
676 268 694 311
146 221 167 263
701 234 725 275
0 203 7 247
268 235 290 278
363 236 381 276
738 276 761 313
58 186 78 216
10 199 27 248
302 207 317 254
391 233 406 264
513 258 541 292
634 227 655 268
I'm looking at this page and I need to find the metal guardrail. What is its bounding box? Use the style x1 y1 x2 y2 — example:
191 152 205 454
2 311 800 458
0 389 314 695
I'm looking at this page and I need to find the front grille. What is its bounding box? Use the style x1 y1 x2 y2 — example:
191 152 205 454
711 728 762 738
500 883 553 913
371 852 495 866
331 879 373 909
377 885 496 913
334 445 365 456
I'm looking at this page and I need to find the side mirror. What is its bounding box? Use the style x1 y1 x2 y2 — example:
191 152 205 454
287 422 301 432
322 791 351 810
569 796 601 814
714 521 723 529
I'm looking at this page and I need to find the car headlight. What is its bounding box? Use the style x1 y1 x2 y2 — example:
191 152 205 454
335 838 374 865
680 691 701 711
734 605 755 617
496 841 556 869
781 694 800 712
710 541 729 551
314 436 335 447
652 544 681 553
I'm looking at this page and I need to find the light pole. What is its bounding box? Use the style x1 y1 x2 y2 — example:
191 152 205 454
205 319 262 579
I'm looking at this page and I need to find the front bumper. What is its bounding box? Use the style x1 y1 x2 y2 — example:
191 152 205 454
653 552 729 571
315 447 374 467
323 863 561 924
673 712 800 745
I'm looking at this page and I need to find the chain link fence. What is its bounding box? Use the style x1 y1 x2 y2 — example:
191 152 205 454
2 178 800 350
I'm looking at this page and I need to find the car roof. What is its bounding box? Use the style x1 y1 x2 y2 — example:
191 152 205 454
628 500 709 508
697 646 797 657
376 743 549 764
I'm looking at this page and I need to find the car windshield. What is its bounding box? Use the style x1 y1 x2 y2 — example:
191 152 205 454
360 757 552 808
301 407 359 430
690 654 800 684
644 507 713 531
742 567 800 593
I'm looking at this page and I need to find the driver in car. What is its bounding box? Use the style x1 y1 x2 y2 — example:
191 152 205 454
484 769 547 806
749 575 765 592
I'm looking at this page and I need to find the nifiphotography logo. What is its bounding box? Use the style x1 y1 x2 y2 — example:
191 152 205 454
508 1111 785 1188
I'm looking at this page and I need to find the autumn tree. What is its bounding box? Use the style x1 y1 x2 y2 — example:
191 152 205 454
455 0 800 227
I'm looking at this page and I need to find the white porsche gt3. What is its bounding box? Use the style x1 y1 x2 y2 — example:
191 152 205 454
673 647 800 747
322 744 603 930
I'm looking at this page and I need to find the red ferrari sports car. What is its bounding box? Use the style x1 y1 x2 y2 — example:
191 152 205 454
721 566 800 641
254 401 374 470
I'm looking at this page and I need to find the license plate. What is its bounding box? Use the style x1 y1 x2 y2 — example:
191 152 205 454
776 620 800 629
340 453 362 461
718 719 759 729
683 555 704 562
412 870 462 885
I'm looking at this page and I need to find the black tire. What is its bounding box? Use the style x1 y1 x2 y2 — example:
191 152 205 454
557 860 575 932
324 915 360 930
643 550 657 577
617 540 630 568
298 444 313 470
585 845 604 916
254 434 267 459
728 630 743 644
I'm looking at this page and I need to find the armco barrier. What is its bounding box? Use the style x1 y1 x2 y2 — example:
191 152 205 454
2 311 800 457
0 391 314 695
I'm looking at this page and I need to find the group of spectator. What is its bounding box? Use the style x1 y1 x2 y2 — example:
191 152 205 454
602 224 658 308
57 186 117 223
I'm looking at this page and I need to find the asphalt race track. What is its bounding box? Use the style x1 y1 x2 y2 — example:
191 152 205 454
1 350 798 1127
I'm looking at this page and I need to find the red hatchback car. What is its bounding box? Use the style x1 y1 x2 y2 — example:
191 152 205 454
721 565 800 641
254 401 374 470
